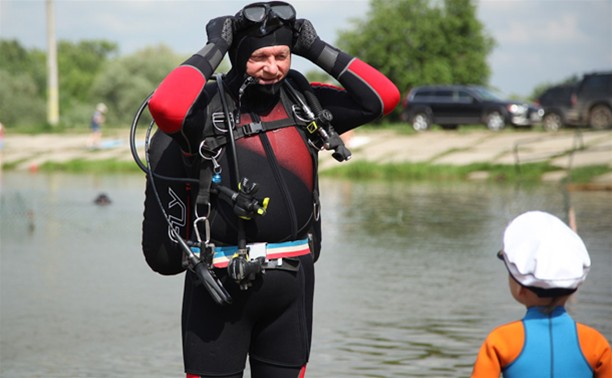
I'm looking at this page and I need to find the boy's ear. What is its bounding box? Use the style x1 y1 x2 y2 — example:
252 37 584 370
517 285 530 298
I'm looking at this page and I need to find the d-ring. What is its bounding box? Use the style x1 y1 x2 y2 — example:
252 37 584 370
199 141 223 161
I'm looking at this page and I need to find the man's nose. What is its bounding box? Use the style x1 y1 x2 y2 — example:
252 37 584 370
262 58 279 74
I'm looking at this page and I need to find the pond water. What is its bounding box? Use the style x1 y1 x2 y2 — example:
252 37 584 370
1 172 610 377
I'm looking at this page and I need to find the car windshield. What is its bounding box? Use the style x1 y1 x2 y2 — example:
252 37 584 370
472 87 503 101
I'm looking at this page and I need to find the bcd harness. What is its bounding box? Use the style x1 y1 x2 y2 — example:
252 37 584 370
132 71 351 306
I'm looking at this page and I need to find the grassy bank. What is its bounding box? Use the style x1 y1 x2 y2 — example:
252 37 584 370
3 124 609 186
37 158 141 173
321 160 610 185
9 155 607 186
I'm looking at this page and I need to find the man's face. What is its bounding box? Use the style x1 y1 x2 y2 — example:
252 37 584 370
245 45 291 85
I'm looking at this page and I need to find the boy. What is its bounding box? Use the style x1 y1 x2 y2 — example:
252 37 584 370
472 211 611 377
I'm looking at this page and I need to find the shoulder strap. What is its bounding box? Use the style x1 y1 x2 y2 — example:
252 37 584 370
199 84 307 154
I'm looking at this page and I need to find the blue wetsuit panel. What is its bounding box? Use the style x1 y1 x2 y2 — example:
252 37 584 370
503 307 593 378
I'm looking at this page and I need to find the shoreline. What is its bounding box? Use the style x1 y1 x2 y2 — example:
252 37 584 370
2 128 611 188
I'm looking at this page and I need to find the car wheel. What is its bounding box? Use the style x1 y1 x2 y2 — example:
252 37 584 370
411 112 431 131
542 113 562 132
589 105 612 130
485 111 505 131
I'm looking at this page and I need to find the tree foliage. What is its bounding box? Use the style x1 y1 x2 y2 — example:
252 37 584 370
1 1 495 129
0 69 46 127
57 40 118 109
90 44 185 126
0 39 119 129
0 40 47 126
0 39 184 129
336 0 495 99
0 40 47 97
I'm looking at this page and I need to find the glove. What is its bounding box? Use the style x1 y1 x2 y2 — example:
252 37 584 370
206 16 234 51
227 254 265 290
292 19 323 61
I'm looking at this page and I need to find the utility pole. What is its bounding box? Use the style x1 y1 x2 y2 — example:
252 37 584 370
46 0 59 126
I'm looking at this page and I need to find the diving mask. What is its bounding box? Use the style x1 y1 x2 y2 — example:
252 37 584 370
238 1 296 35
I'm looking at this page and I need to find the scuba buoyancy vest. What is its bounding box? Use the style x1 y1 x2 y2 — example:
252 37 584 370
142 130 197 275
140 70 333 275
198 73 320 247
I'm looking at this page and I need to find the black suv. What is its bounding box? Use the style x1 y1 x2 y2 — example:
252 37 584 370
565 71 612 130
536 83 576 131
401 85 543 131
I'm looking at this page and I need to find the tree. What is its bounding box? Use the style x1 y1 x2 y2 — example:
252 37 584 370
90 44 186 126
0 70 46 127
336 0 494 110
440 0 494 84
57 40 118 111
0 39 119 128
0 40 47 127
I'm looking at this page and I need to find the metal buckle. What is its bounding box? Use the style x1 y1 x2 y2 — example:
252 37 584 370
247 242 267 260
244 122 264 136
212 112 234 133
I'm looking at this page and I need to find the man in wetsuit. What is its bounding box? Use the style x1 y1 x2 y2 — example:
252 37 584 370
141 2 399 377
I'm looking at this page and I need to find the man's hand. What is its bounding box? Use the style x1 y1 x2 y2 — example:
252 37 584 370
206 16 234 51
292 19 321 60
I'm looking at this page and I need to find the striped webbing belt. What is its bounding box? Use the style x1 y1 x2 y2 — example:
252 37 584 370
212 238 310 269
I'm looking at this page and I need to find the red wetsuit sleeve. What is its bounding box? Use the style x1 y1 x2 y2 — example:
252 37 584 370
343 58 400 116
471 321 525 378
576 323 612 377
149 65 206 134
308 58 399 134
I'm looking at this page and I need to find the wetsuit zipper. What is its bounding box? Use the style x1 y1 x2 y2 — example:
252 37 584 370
253 113 299 239
548 313 554 378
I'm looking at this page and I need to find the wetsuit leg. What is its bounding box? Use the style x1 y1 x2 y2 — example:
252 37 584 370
182 254 315 376
250 360 306 378
186 361 306 378
187 373 242 378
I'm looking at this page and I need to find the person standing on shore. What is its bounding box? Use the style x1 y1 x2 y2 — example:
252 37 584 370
140 2 399 377
88 103 107 149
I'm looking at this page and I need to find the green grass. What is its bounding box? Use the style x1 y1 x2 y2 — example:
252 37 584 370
5 122 128 135
565 165 611 184
321 160 562 184
38 158 141 173
5 124 608 185
25 152 606 185
12 150 608 186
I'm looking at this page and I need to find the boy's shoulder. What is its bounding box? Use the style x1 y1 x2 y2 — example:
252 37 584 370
487 320 525 342
575 322 611 350
479 320 525 369
576 322 609 337
575 322 612 376
488 319 524 338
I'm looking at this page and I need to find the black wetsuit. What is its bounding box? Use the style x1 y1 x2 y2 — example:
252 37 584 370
142 41 399 377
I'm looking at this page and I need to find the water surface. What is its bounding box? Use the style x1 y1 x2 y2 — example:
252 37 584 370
1 172 610 377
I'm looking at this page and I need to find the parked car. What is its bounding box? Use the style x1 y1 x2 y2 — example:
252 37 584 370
401 85 543 131
535 83 576 131
565 71 612 130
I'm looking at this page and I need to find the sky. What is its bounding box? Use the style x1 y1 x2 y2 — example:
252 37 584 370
1 0 611 98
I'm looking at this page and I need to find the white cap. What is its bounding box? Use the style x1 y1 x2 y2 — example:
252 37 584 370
500 211 590 292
